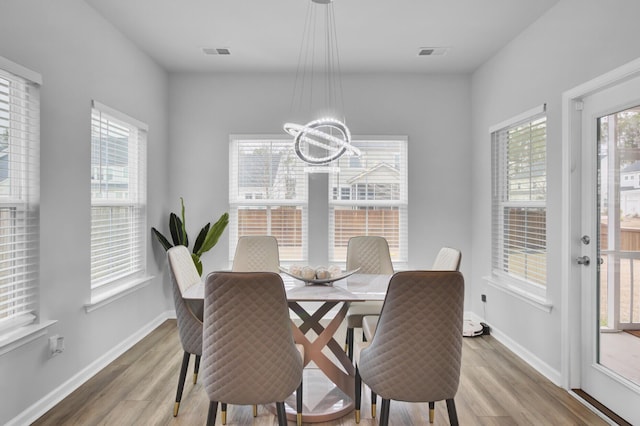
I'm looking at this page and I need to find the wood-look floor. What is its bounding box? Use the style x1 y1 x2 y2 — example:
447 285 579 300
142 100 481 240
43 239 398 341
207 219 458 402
33 320 608 425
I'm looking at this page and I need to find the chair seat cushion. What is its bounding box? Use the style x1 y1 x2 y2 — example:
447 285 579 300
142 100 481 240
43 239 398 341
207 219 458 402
362 315 379 342
347 301 383 327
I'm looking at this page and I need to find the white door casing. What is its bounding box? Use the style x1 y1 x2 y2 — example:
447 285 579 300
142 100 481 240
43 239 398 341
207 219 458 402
563 58 640 425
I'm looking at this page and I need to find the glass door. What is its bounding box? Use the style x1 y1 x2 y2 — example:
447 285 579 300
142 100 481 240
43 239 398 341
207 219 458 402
597 107 640 384
578 75 640 425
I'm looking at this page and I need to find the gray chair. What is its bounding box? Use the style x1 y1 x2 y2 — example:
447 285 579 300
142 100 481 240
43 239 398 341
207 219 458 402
361 246 462 420
232 235 280 273
231 235 281 418
344 236 394 360
362 246 462 341
355 271 465 426
167 245 203 417
202 271 304 426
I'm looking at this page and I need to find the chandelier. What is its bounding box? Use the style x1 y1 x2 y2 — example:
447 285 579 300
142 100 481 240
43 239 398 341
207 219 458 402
284 0 360 165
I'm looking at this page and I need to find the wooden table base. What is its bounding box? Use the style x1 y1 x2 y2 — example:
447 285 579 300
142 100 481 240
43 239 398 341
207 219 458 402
285 300 355 422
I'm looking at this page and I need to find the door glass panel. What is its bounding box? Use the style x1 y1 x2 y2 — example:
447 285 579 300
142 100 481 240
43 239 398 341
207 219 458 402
598 105 640 385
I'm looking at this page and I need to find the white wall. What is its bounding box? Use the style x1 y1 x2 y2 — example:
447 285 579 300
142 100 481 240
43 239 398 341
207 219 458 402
168 72 472 279
0 1 170 424
471 0 640 378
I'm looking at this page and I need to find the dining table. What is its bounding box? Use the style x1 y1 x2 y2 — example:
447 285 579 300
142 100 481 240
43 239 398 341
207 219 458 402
182 272 392 423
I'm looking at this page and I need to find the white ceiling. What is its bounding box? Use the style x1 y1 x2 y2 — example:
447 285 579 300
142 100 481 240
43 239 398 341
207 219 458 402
85 0 560 74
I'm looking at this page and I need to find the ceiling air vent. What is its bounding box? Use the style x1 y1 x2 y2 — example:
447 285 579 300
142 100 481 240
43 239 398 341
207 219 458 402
418 47 449 56
203 47 231 55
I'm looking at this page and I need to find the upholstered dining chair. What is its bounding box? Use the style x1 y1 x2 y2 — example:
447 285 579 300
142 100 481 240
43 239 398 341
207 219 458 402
362 246 462 342
355 271 465 426
231 235 281 418
432 246 462 271
167 245 203 417
232 235 280 273
202 271 304 426
344 236 394 360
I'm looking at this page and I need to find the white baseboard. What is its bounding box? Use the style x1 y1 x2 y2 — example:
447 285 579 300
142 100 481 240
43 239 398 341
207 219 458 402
464 311 562 386
6 310 175 426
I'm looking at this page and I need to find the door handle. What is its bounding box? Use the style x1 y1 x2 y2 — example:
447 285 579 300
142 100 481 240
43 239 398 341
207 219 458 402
576 256 591 266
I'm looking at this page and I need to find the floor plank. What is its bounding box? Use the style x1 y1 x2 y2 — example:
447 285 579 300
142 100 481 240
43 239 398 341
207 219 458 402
33 320 608 425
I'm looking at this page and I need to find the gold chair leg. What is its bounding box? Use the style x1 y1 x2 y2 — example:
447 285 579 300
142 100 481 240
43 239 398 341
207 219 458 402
173 402 180 417
372 402 376 418
253 404 257 417
221 406 227 425
355 409 361 423
297 412 302 426
193 372 198 384
429 405 435 423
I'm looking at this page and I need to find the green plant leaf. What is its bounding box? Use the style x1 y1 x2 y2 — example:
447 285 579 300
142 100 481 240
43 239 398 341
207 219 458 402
191 253 203 276
151 227 173 251
169 213 186 246
197 212 229 256
192 223 210 255
180 197 188 247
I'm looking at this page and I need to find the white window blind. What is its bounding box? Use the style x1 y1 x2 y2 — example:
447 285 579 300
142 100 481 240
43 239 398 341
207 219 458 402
491 106 546 289
229 137 308 263
90 101 147 290
329 138 408 265
0 63 40 334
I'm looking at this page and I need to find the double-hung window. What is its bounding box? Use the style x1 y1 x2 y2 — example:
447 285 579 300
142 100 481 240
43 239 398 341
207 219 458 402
329 137 408 267
229 137 308 263
490 105 547 297
90 101 147 299
0 58 40 336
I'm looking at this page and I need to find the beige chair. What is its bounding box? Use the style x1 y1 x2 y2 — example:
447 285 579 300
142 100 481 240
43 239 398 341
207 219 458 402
167 245 203 417
202 272 304 426
355 271 465 426
344 236 394 360
431 246 462 271
232 235 280 273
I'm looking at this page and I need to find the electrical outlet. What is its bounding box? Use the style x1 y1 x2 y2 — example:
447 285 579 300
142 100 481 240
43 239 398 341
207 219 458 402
481 294 487 303
49 335 64 357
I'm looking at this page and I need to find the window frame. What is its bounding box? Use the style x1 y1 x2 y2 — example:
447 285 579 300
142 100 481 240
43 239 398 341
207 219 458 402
228 135 408 269
328 136 408 268
490 104 548 299
0 56 41 339
228 135 309 265
89 101 148 304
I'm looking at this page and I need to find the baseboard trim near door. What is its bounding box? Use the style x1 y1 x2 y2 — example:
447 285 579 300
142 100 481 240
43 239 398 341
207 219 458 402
571 389 631 426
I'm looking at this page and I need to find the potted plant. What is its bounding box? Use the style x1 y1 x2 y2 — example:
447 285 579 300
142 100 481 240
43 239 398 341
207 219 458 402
152 197 228 275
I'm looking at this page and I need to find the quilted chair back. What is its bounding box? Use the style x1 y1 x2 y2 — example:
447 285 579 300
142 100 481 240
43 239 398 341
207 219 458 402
358 271 464 403
232 236 280 273
202 271 303 405
167 245 202 356
432 247 462 271
346 236 394 274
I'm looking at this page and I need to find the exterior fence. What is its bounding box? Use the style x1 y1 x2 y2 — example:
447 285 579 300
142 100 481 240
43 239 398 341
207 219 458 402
600 223 640 330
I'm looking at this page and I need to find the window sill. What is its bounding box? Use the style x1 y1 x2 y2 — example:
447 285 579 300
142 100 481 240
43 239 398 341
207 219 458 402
0 319 57 357
85 275 154 313
484 275 553 313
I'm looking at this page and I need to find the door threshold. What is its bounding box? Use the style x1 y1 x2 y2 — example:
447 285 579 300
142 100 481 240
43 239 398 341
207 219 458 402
572 389 631 425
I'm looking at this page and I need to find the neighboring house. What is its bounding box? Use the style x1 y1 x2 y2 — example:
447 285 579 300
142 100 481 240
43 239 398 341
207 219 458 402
333 162 400 202
621 160 640 216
